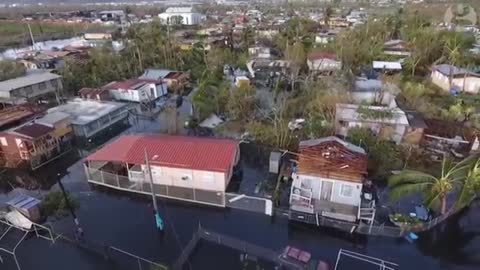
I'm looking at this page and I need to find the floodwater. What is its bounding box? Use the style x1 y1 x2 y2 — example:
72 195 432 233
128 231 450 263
1 115 480 270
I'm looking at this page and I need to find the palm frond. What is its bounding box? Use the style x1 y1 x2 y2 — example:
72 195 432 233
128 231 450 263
423 191 442 212
388 170 437 187
389 182 430 202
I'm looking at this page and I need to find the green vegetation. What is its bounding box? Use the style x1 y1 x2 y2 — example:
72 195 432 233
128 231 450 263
41 191 80 218
0 21 111 50
346 127 402 179
357 104 394 120
0 61 26 81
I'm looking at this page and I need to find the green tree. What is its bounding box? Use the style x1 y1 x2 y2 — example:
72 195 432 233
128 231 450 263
456 156 480 209
226 85 257 121
192 71 229 120
0 61 26 81
346 127 402 178
388 156 470 214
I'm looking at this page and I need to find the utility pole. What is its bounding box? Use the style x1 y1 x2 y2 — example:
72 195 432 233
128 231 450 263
27 22 37 51
57 174 83 238
144 148 164 231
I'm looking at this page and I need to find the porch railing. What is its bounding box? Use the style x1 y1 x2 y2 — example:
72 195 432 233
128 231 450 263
86 167 225 207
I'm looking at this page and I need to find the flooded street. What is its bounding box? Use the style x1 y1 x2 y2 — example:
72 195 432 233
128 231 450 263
2 112 480 270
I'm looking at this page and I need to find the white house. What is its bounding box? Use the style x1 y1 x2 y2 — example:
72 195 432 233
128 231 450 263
430 64 480 94
290 137 371 222
372 61 402 72
335 103 410 144
103 79 168 103
84 135 240 207
158 7 204 25
307 52 342 75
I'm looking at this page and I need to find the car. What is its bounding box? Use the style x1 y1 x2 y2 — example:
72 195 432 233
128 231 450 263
279 246 329 270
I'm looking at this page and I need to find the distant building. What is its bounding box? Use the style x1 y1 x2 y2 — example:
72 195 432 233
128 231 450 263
102 79 168 103
335 103 410 144
46 98 129 144
78 87 111 101
0 71 62 104
383 40 411 56
372 61 402 73
430 64 480 94
158 7 203 25
139 69 189 90
351 79 397 106
290 137 374 223
84 135 240 207
98 10 125 22
248 47 272 59
0 112 72 169
307 52 342 76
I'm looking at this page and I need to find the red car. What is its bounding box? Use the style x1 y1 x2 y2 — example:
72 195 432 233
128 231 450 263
280 246 329 270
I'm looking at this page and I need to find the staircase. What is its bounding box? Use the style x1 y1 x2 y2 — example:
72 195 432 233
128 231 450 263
358 200 376 224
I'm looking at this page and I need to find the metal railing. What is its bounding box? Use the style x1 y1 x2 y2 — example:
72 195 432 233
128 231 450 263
0 218 57 270
86 167 225 207
284 206 465 237
108 246 168 270
334 249 398 270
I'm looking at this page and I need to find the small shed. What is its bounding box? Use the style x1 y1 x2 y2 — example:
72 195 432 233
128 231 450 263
6 195 42 222
269 151 282 174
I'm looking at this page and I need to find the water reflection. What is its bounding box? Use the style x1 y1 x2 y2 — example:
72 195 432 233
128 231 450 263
417 203 480 267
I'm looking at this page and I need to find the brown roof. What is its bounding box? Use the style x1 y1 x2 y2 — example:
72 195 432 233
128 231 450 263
296 137 367 183
0 107 35 129
14 123 54 139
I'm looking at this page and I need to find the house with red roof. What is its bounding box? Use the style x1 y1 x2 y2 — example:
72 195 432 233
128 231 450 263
84 134 240 206
307 52 342 76
0 112 73 169
102 79 168 103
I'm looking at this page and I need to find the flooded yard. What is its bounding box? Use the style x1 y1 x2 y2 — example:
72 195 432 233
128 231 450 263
1 115 480 270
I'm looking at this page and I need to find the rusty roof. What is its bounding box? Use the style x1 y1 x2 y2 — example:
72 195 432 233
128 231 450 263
86 134 239 173
13 123 54 139
0 107 35 129
296 137 367 183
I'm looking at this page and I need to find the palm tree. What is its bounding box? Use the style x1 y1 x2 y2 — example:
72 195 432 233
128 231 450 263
388 156 470 215
456 156 480 209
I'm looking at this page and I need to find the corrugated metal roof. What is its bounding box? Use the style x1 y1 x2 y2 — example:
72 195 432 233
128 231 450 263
139 69 173 80
297 137 367 182
0 72 61 93
432 64 479 77
13 122 53 139
86 135 239 172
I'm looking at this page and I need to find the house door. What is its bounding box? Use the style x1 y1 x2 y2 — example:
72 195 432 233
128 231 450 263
320 181 333 201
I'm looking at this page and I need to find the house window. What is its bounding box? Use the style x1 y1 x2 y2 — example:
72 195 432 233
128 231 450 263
0 137 7 146
39 82 47 90
23 86 33 95
51 79 58 88
340 184 354 197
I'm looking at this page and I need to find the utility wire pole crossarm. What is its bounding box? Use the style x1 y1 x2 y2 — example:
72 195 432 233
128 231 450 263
144 148 164 231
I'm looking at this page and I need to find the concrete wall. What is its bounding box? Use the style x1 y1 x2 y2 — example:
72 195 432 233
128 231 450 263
336 120 406 144
139 164 227 192
294 173 362 207
110 83 167 102
431 70 480 94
